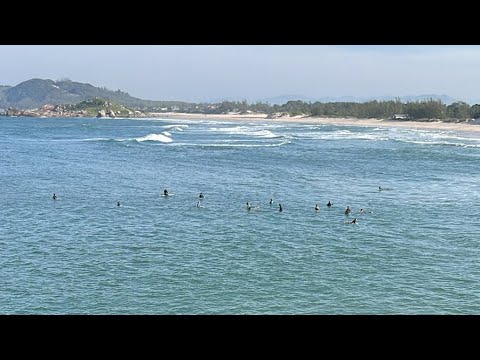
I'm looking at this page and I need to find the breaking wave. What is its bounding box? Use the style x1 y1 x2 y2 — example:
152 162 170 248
134 133 173 143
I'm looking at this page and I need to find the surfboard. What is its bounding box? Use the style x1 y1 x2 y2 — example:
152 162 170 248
161 193 175 196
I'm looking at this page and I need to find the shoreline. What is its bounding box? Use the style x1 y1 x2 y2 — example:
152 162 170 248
150 112 480 135
4 111 480 136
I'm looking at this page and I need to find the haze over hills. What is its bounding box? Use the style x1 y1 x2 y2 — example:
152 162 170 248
0 78 466 110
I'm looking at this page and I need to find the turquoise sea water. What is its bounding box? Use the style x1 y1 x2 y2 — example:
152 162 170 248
1 116 479 314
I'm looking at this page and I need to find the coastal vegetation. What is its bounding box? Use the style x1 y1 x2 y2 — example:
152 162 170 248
0 78 479 122
193 99 479 122
63 98 134 117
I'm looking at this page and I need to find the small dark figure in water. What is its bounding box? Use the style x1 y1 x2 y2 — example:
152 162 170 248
117 201 121 207
199 192 204 199
246 202 252 211
279 203 283 212
327 200 332 207
315 204 320 211
346 217 357 224
345 206 351 215
269 198 273 205
52 193 57 200
164 189 169 196
379 186 382 191
360 208 365 214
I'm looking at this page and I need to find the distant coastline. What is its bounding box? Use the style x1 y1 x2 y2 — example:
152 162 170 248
2 108 480 135
1 78 479 126
148 112 480 135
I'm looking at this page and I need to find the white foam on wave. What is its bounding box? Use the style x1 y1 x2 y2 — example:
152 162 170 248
134 133 173 143
208 126 282 138
300 130 387 141
254 130 279 138
403 140 480 148
296 126 480 147
198 120 236 125
76 133 174 143
163 124 189 131
163 124 189 129
384 128 480 147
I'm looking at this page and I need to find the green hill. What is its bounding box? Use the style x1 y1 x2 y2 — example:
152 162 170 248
0 78 191 110
64 97 136 117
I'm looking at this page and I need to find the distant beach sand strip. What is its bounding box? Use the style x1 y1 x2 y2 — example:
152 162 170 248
148 112 480 136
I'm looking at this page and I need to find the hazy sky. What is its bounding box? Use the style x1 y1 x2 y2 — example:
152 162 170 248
1 45 480 103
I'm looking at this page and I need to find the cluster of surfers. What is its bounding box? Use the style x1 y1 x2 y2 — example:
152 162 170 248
52 187 381 224
247 199 366 224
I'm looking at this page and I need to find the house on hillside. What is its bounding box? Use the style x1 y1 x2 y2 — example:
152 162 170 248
392 113 409 120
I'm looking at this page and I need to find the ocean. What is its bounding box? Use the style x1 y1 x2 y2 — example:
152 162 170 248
1 116 479 314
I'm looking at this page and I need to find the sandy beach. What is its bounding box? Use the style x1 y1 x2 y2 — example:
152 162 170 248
150 112 480 136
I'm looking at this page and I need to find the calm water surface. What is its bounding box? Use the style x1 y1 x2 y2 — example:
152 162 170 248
1 116 479 314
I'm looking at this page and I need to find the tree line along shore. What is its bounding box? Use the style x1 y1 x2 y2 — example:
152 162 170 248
1 97 480 123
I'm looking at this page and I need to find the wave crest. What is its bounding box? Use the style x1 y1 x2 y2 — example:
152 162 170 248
134 133 173 143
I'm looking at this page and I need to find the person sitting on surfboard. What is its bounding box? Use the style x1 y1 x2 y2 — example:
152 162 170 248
53 193 57 200
269 198 273 205
327 200 332 207
164 189 169 196
117 201 121 207
345 206 351 215
279 203 283 212
199 192 204 199
315 204 320 211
